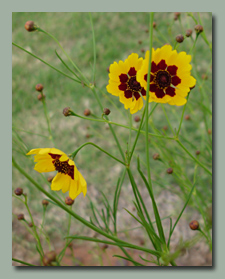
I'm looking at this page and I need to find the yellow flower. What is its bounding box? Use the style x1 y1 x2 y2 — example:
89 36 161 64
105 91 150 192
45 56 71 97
106 53 146 114
26 148 87 200
136 45 196 106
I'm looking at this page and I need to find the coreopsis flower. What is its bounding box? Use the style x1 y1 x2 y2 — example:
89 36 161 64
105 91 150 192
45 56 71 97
106 53 146 114
26 148 87 200
136 45 196 106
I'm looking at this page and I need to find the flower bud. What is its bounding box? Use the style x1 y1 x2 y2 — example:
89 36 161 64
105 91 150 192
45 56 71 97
186 29 192 37
153 22 157 28
84 108 91 116
163 126 168 131
195 24 204 33
102 244 109 250
176 34 184 43
17 214 25 221
42 199 49 207
153 153 160 160
134 115 140 122
185 114 191 120
42 251 57 266
35 84 44 92
65 196 74 206
14 187 23 196
189 220 199 230
141 48 145 53
138 40 142 45
47 175 54 182
24 21 36 32
63 107 71 117
37 93 45 101
28 222 33 227
208 129 212 135
174 12 181 20
167 168 173 174
103 108 111 115
195 150 200 155
201 74 208 80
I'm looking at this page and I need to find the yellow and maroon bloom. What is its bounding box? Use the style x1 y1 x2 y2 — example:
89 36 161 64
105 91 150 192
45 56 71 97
26 148 87 200
106 53 146 114
136 45 196 106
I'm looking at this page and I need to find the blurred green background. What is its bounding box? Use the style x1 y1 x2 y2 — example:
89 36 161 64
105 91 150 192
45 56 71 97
12 12 212 266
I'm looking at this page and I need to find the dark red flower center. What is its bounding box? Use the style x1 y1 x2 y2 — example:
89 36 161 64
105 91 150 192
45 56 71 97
118 67 146 101
144 60 181 99
128 76 142 92
154 70 171 89
49 153 74 180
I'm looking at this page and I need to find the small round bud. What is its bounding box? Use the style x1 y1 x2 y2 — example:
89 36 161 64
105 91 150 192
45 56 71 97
153 153 160 160
141 48 145 53
37 93 45 101
139 239 145 245
85 134 91 138
42 251 57 266
84 108 91 116
208 129 212 135
14 187 23 196
174 12 181 20
145 29 149 33
42 199 49 207
24 21 36 32
65 196 74 206
201 74 208 80
102 244 109 250
63 107 71 117
195 24 204 33
47 175 54 182
163 126 168 131
195 150 200 155
17 214 25 221
185 29 193 37
153 22 157 28
176 34 184 43
134 115 140 122
189 220 199 230
28 222 33 227
185 114 191 120
35 84 44 92
103 108 111 115
138 40 142 45
167 168 173 174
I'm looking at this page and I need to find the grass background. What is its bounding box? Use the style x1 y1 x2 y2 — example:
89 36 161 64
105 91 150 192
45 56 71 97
12 12 212 266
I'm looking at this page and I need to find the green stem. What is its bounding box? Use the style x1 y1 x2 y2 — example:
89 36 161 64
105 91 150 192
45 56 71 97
37 28 89 84
189 33 199 55
23 195 44 257
161 105 175 136
71 142 125 166
176 140 212 176
41 92 55 145
70 110 174 140
145 12 154 190
12 43 81 84
12 258 36 266
89 13 97 83
176 95 189 136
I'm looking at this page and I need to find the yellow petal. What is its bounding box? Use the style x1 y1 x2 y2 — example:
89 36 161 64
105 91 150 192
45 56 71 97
124 53 143 72
51 173 67 191
61 176 71 193
168 95 187 106
78 171 87 197
26 148 42 155
34 159 55 173
106 83 121 96
69 179 81 200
